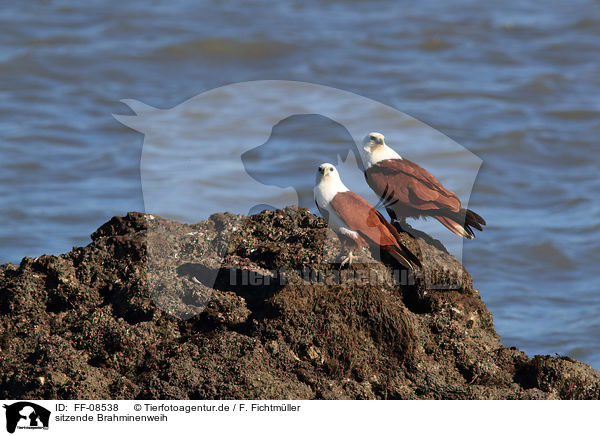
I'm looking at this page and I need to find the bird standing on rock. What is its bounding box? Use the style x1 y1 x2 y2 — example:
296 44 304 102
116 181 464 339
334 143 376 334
314 163 420 270
362 132 486 239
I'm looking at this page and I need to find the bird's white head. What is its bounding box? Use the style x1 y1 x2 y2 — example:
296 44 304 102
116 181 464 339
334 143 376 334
363 132 385 151
362 131 401 168
316 163 340 183
315 163 348 197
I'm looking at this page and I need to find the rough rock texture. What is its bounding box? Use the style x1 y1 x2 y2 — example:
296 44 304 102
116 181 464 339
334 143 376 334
1 207 599 399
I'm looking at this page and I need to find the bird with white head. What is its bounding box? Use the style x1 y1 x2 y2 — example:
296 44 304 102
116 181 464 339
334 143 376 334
362 132 486 239
314 163 420 270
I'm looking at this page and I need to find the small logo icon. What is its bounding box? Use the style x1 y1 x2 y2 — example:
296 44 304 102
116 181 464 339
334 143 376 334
3 402 50 434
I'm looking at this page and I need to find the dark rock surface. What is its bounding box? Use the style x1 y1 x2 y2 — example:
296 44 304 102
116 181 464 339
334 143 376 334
1 208 598 399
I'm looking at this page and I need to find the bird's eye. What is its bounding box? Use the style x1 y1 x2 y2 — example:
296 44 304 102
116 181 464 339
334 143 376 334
370 135 376 141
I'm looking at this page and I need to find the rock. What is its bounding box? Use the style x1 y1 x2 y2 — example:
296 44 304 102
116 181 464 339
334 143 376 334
0 207 598 399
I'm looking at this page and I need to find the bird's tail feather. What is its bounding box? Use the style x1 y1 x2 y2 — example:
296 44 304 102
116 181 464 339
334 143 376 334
435 208 486 239
381 245 421 271
465 208 486 230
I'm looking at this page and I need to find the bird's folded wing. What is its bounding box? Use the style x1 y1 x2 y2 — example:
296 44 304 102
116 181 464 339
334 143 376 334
366 158 461 212
329 191 398 246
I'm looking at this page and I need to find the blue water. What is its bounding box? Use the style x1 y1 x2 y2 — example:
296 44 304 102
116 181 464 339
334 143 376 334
1 1 599 369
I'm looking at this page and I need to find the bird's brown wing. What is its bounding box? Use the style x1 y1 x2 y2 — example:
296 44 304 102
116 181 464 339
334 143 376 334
365 158 461 213
330 191 398 246
329 191 420 269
